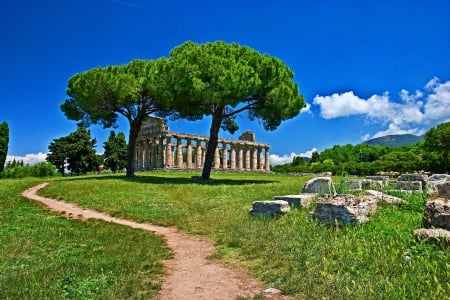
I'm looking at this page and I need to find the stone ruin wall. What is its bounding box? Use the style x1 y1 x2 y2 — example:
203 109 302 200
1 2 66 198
135 116 271 172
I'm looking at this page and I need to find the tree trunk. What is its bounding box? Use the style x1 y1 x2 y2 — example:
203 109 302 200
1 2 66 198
202 113 223 180
126 119 141 177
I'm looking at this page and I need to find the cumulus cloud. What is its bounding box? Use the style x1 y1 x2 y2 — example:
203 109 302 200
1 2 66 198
313 77 450 139
270 148 317 166
5 152 48 166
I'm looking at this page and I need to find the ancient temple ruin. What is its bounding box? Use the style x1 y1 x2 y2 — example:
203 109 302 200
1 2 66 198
135 116 271 172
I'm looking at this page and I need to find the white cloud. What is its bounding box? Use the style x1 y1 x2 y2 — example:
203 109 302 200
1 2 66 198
270 148 317 166
300 102 311 114
5 152 48 166
313 77 450 140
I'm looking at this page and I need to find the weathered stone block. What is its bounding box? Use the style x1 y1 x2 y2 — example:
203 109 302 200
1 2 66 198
309 194 375 225
302 177 336 195
414 228 450 246
423 198 450 230
273 193 315 208
398 173 428 187
341 180 362 191
437 182 450 199
249 200 290 217
427 175 450 197
396 180 422 191
361 179 383 190
366 175 390 186
364 190 406 205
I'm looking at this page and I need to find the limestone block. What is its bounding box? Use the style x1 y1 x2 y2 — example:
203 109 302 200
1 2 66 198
361 179 383 190
364 190 406 205
429 174 450 181
341 180 362 191
249 200 290 217
422 198 450 230
366 175 390 186
398 173 428 187
437 182 450 199
309 194 374 225
396 180 422 191
273 193 315 208
414 228 450 246
427 175 450 197
302 177 336 195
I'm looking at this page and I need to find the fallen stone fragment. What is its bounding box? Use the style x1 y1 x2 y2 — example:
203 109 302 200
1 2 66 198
273 194 315 208
413 228 450 246
422 198 450 230
364 190 406 205
309 194 375 225
250 200 290 217
396 180 422 191
302 177 336 195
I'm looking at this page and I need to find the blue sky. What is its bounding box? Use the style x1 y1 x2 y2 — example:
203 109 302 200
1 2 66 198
1 0 449 165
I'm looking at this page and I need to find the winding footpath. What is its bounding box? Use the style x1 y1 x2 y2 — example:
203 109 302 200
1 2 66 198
21 183 289 300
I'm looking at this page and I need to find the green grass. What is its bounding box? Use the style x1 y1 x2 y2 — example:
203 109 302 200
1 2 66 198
3 171 450 299
0 178 171 300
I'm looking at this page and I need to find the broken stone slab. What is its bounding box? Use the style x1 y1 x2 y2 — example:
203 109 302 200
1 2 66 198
249 200 290 217
302 177 336 195
396 180 422 191
398 173 428 187
437 182 450 199
422 198 450 230
427 175 450 197
361 179 383 190
309 194 376 225
364 190 407 205
273 193 315 208
341 180 362 191
366 175 390 186
413 228 450 246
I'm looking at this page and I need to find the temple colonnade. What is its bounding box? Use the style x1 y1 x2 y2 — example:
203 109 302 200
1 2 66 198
135 133 271 172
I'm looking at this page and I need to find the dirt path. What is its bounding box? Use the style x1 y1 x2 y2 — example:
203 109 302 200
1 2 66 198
21 183 289 300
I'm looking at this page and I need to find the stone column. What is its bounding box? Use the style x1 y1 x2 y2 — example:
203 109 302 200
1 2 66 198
258 146 264 170
237 145 243 170
202 143 207 165
214 147 220 169
265 146 270 172
176 138 183 168
165 137 173 168
186 138 193 168
158 136 164 168
245 146 251 170
142 141 149 169
251 147 257 170
222 143 228 169
195 139 202 168
230 144 236 170
151 138 158 168
136 142 141 169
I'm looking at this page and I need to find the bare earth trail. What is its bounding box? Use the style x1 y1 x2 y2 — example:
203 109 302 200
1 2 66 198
21 183 290 300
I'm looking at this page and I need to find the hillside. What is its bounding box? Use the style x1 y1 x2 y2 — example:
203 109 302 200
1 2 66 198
363 134 424 147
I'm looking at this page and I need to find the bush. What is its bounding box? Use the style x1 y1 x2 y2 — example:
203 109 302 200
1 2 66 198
1 162 57 178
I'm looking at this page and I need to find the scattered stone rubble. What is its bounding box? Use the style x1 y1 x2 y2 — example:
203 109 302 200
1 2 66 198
414 178 450 246
250 176 403 223
251 172 450 247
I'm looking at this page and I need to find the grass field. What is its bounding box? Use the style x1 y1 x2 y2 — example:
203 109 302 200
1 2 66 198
2 171 450 299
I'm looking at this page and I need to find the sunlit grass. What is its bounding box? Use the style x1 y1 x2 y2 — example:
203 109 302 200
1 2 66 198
0 178 171 300
3 171 450 299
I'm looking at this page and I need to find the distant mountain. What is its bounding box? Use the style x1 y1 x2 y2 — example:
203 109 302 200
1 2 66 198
362 134 424 147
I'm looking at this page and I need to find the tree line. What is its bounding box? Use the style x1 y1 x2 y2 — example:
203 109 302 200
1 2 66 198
0 124 128 178
273 122 450 175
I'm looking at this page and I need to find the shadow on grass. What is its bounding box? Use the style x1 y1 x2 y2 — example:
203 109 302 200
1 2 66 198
55 173 278 186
